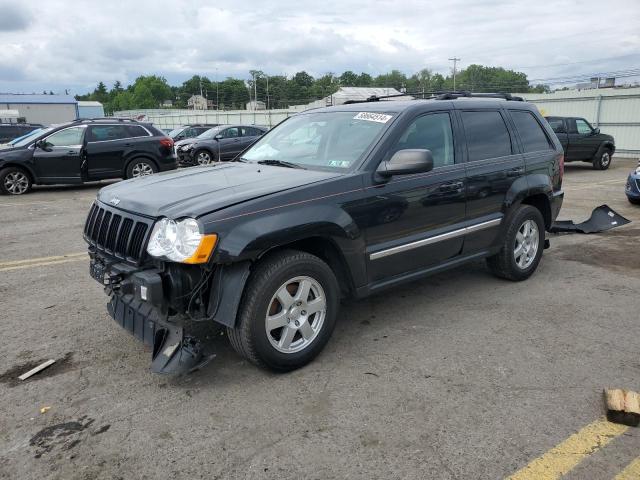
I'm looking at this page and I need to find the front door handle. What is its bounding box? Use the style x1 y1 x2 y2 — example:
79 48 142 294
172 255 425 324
439 181 464 192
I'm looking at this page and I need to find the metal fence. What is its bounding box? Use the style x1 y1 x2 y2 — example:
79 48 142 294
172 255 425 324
115 87 640 158
113 108 295 130
519 87 640 158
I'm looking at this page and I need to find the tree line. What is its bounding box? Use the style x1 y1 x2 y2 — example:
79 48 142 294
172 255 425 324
76 65 550 113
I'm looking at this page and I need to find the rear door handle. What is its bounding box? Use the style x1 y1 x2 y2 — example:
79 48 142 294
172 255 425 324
507 167 525 177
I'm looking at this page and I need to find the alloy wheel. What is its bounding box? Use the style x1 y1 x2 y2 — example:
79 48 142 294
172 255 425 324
131 162 154 177
4 171 29 194
265 276 327 354
197 151 212 165
513 219 539 269
601 152 611 167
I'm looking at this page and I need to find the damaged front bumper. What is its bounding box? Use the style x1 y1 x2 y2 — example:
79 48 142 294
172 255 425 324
90 254 212 375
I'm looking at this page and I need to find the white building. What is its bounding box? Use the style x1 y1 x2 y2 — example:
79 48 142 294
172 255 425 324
187 95 214 110
290 87 414 111
246 100 266 111
0 94 79 124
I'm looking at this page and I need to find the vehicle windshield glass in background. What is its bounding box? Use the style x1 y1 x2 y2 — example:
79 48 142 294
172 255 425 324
10 127 53 147
242 112 393 170
168 127 185 137
196 127 220 140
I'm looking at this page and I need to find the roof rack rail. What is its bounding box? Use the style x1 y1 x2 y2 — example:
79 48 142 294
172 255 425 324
341 90 524 104
74 117 141 123
431 91 524 101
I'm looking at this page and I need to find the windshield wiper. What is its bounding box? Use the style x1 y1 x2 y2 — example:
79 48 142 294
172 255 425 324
256 159 305 169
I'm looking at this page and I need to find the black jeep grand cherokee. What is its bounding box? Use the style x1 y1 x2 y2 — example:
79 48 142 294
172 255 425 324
84 93 564 374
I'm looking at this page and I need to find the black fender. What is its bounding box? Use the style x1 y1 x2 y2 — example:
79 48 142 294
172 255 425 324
206 261 251 328
0 162 38 183
210 202 365 290
598 141 615 155
504 174 553 229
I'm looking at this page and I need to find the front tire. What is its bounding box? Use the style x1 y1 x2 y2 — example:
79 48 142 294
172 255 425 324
628 196 640 205
486 205 545 281
194 149 214 165
592 147 612 170
126 159 157 179
0 166 32 195
227 250 340 371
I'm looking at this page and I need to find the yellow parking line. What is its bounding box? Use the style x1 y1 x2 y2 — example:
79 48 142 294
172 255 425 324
0 253 86 272
506 418 628 480
614 457 640 480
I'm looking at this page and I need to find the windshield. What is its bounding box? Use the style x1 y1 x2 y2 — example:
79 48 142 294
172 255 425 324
241 112 394 170
168 126 186 138
11 127 53 147
196 127 220 140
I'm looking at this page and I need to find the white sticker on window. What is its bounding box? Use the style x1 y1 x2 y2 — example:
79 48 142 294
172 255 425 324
353 112 393 123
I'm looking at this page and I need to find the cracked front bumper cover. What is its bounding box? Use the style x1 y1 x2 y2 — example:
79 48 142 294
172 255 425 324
107 294 212 374
550 204 631 234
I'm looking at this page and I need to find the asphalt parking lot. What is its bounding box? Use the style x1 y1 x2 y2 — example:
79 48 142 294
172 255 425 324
1 159 639 480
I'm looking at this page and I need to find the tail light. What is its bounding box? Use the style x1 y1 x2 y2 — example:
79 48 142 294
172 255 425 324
159 137 174 148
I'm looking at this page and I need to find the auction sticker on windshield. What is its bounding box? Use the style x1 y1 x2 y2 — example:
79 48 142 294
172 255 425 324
353 112 393 123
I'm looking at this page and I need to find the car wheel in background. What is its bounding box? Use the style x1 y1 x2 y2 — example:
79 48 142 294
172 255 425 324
486 205 545 281
227 250 339 371
628 197 640 205
592 147 612 170
0 166 32 195
126 159 157 179
194 149 214 165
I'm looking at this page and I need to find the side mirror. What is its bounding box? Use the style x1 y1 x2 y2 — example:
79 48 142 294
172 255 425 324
36 139 51 151
593 127 600 135
214 134 223 140
554 126 566 134
377 149 434 178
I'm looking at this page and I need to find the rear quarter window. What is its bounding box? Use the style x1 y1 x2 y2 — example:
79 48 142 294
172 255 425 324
511 111 553 152
125 125 150 138
460 110 512 161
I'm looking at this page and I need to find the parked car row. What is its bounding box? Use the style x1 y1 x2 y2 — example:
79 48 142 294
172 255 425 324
0 118 176 195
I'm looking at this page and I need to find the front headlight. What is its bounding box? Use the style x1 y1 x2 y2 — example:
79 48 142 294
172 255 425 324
147 218 217 264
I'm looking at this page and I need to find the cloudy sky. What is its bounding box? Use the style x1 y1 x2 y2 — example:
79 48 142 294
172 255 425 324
1 0 639 94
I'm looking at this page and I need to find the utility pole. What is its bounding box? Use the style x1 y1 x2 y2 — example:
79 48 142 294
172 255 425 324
266 75 269 111
448 57 461 91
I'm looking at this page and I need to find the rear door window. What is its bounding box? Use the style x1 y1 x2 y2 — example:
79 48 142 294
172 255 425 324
511 111 552 152
546 117 565 133
461 111 512 161
222 127 240 138
88 125 130 142
125 125 149 138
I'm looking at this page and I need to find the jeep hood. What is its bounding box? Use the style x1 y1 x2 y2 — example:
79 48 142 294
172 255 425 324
97 163 340 218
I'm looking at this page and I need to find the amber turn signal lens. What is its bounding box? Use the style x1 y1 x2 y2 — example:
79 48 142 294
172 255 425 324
183 234 218 264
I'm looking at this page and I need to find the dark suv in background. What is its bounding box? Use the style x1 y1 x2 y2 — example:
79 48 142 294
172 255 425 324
0 123 43 144
545 116 615 170
84 93 564 374
0 118 176 195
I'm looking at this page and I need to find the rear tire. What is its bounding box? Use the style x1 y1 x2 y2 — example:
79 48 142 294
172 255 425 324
486 205 545 281
126 159 157 179
227 250 339 371
628 197 640 205
592 147 612 170
0 166 32 195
